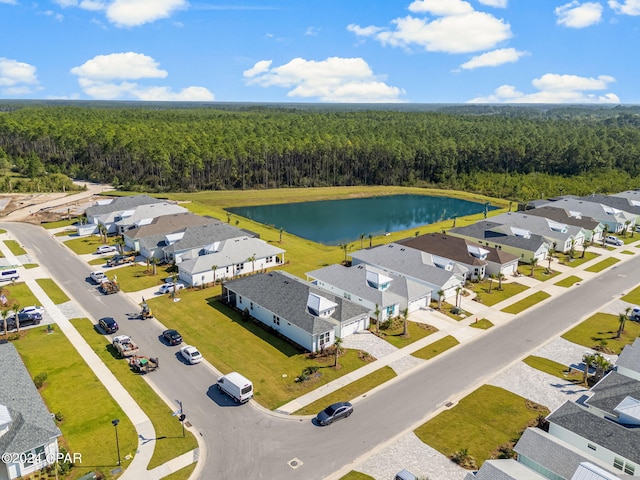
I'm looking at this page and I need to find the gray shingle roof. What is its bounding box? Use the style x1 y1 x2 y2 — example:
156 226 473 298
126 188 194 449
616 338 640 375
306 263 430 307
525 206 601 231
449 220 549 251
586 371 640 415
163 222 256 254
350 243 460 287
514 427 623 480
488 211 584 245
579 194 640 217
85 194 163 217
126 212 215 240
224 271 369 335
547 401 640 464
466 459 548 480
0 343 61 455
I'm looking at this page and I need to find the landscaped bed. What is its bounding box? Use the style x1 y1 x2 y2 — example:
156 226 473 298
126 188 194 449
466 281 529 307
376 320 437 349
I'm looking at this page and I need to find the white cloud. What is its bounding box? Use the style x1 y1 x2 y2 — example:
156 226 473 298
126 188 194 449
469 73 619 103
71 52 214 101
243 57 405 103
460 47 527 69
348 4 511 54
478 0 508 6
54 0 187 27
556 1 603 28
609 0 640 15
0 58 39 95
305 26 319 36
0 0 18 5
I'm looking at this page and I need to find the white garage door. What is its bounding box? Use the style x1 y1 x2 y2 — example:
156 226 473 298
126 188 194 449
341 318 365 337
408 296 428 312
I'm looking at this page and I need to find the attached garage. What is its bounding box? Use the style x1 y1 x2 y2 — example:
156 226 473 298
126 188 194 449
340 315 369 337
408 295 429 312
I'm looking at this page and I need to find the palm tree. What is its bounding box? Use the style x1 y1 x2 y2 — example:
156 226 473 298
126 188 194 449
247 254 256 273
339 244 350 264
211 265 218 285
333 336 343 367
546 248 554 272
1 307 9 336
437 289 445 310
617 309 630 338
530 257 538 277
374 303 380 335
455 286 462 308
593 353 612 381
624 220 631 238
568 239 576 260
150 257 158 276
602 225 609 247
279 227 284 243
488 275 494 293
401 307 409 337
368 234 373 248
115 235 125 254
582 241 589 259
582 353 596 385
359 233 365 249
98 224 108 243
12 301 20 334
226 211 231 224
497 272 505 290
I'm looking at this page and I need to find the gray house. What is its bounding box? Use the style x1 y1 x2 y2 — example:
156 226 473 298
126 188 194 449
0 343 61 480
223 271 370 352
81 194 165 235
539 198 635 235
350 243 465 302
306 263 431 320
525 206 604 244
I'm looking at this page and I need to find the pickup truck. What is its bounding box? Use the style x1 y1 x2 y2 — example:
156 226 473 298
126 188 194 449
90 271 106 284
112 335 139 358
106 254 136 267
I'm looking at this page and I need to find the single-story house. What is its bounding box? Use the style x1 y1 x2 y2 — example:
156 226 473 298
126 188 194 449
580 193 640 226
448 220 550 264
123 212 216 259
162 223 258 264
80 194 165 235
0 343 62 480
539 198 635 235
398 233 519 280
349 243 466 302
177 236 285 287
306 263 431 320
222 271 370 352
524 206 604 244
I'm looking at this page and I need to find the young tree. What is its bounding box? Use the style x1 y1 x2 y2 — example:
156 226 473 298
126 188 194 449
437 289 445 310
359 233 365 249
497 272 505 290
333 336 343 368
530 257 539 277
401 307 409 337
368 234 373 248
247 254 256 273
374 303 380 335
488 274 494 293
115 235 125 254
582 353 596 385
279 227 284 243
617 309 630 339
211 265 218 285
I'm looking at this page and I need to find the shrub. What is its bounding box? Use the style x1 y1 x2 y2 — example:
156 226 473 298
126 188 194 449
54 411 64 422
34 372 48 389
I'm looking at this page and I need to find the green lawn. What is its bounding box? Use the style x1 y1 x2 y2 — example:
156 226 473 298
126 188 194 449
23 263 39 269
103 263 175 292
558 251 600 267
414 385 549 467
42 218 78 230
621 250 635 255
561 312 640 354
379 321 437 349
72 318 199 470
5 239 27 256
411 335 460 360
584 257 620 272
554 275 582 287
469 318 494 330
621 285 640 304
146 289 380 410
13 327 138 480
339 472 376 480
293 366 396 415
526 265 561 282
64 235 117 255
0 282 39 310
163 463 197 480
466 281 529 306
36 278 70 304
522 356 584 383
500 291 551 314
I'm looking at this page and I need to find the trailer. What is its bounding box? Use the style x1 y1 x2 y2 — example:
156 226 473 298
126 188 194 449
100 279 120 295
112 335 139 358
128 355 159 374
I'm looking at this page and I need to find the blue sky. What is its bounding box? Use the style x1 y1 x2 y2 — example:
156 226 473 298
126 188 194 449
1 0 639 104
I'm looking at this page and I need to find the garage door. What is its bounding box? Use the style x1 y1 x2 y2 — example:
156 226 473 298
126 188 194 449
341 317 365 337
408 296 428 312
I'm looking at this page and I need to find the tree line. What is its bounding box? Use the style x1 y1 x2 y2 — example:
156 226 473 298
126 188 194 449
0 103 639 199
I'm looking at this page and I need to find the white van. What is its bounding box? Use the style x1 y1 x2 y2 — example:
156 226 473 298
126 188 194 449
0 269 19 282
216 372 253 403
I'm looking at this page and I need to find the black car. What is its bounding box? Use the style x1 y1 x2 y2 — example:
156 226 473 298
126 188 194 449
162 329 183 345
98 317 119 334
5 312 42 330
315 401 353 426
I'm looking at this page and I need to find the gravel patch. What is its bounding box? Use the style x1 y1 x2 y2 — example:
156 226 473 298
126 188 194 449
388 355 424 375
533 337 618 366
57 301 87 321
600 297 638 316
342 331 398 360
488 361 589 411
357 432 468 480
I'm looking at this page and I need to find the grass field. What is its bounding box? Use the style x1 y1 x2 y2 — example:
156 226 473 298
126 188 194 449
293 366 396 415
99 262 174 292
621 285 640 304
522 356 584 383
557 251 600 267
584 257 620 273
36 278 70 304
72 318 199 470
411 335 460 360
500 291 551 314
466 281 529 307
561 312 640 354
0 281 39 310
64 235 117 255
163 463 197 480
5 239 27 256
469 318 494 330
414 385 549 468
554 275 582 287
339 472 376 480
13 327 138 480
378 321 437 349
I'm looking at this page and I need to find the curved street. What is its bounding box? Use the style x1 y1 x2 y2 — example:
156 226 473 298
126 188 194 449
3 220 640 480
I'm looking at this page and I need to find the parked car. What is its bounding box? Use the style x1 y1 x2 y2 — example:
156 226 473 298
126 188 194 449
315 401 353 426
18 305 45 316
98 316 119 334
179 345 203 364
630 306 640 321
106 253 136 267
159 282 186 294
5 312 43 330
162 329 183 345
605 235 623 246
395 470 417 480
96 245 117 254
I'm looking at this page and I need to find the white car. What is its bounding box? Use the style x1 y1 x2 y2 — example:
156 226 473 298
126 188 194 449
96 245 117 254
604 235 623 246
18 305 45 316
159 282 186 294
180 345 203 364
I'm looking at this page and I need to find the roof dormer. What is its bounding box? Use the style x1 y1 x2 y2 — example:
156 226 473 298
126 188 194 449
307 292 338 318
366 269 393 291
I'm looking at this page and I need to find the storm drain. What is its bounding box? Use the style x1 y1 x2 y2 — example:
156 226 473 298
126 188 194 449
288 458 303 469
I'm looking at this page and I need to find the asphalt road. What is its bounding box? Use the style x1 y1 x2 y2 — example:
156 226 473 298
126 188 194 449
4 221 639 480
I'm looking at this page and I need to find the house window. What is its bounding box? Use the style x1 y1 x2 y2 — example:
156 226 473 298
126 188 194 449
319 332 330 347
239 296 242 304
614 458 624 470
587 443 596 451
386 305 394 317
250 302 253 310
624 464 635 475
273 316 280 325
344 292 351 300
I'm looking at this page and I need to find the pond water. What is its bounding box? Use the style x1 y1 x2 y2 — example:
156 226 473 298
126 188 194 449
229 194 496 246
